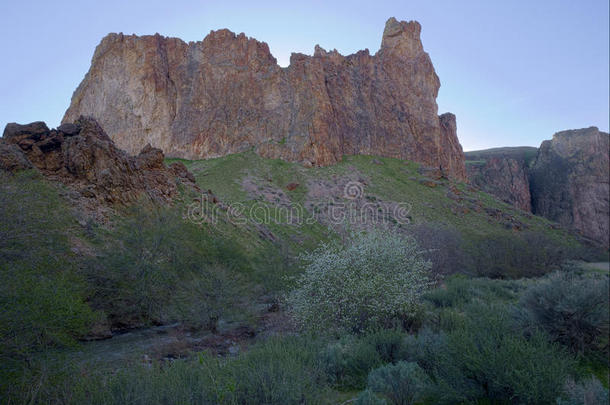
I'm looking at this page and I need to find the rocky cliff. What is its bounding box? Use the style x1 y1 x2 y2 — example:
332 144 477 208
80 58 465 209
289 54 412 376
63 17 466 180
466 130 609 248
465 147 537 212
530 127 609 248
1 117 198 209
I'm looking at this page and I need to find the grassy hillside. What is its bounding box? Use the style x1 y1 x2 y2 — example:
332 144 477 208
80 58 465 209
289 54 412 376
465 146 539 166
170 152 594 276
174 152 550 231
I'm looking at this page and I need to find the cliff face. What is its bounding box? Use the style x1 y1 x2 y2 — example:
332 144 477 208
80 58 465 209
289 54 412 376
465 130 609 248
466 156 532 212
63 17 466 180
530 127 609 247
465 147 537 212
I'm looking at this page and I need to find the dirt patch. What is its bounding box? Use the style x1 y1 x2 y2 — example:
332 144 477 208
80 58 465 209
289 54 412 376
242 175 292 207
304 169 412 232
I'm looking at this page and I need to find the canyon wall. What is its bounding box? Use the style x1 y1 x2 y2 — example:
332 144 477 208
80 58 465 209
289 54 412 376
466 129 609 248
63 17 466 179
465 147 537 212
530 127 609 248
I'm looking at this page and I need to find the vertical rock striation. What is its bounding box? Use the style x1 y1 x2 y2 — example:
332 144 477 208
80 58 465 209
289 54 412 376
465 147 537 212
63 17 466 180
466 130 609 248
530 127 609 247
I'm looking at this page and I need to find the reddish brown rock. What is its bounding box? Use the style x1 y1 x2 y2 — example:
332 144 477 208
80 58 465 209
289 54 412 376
1 117 198 206
0 142 33 171
466 155 532 212
466 131 609 248
63 17 466 180
286 182 300 191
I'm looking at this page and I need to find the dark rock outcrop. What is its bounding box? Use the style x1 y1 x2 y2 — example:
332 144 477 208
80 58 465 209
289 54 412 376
465 147 537 212
530 127 609 247
0 142 33 172
466 131 609 248
1 117 198 206
63 17 466 180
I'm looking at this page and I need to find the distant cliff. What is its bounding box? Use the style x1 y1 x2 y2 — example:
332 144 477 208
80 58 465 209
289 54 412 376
466 147 537 212
530 128 609 248
466 129 609 248
63 17 466 179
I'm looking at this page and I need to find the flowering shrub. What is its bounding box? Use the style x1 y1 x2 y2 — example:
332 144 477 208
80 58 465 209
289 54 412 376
287 230 432 333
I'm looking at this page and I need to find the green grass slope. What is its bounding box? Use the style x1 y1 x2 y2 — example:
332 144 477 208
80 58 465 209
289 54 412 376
465 146 539 165
170 152 594 277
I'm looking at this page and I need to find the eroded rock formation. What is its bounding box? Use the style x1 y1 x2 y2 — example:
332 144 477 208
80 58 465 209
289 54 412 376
63 17 466 180
1 117 198 206
530 127 609 247
465 147 537 212
466 130 609 248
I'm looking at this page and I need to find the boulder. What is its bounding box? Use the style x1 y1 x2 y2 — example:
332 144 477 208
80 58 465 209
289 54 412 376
0 142 33 171
3 121 49 142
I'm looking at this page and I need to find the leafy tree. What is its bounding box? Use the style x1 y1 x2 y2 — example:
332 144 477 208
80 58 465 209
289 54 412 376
0 171 94 396
88 205 238 329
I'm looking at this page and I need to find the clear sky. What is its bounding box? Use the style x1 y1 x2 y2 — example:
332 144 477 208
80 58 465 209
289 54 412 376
1 0 608 151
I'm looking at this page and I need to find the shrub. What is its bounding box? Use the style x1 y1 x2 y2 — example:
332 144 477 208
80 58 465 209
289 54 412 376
65 336 331 405
320 337 383 390
468 231 579 278
0 172 94 398
556 378 609 405
407 222 466 276
516 272 609 355
424 275 523 309
404 304 576 404
287 229 432 333
365 361 430 405
87 205 239 328
229 336 329 404
363 329 407 364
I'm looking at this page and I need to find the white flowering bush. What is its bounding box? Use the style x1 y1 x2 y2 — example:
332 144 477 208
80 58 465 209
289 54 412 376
287 230 433 333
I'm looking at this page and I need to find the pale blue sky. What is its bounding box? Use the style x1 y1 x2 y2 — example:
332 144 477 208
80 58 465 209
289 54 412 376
1 0 608 150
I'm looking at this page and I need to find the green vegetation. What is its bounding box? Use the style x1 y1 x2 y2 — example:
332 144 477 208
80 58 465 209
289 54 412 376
1 153 608 404
287 230 432 334
516 271 609 356
465 146 539 166
0 171 96 398
86 205 247 330
358 361 429 405
63 336 332 405
173 152 596 278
